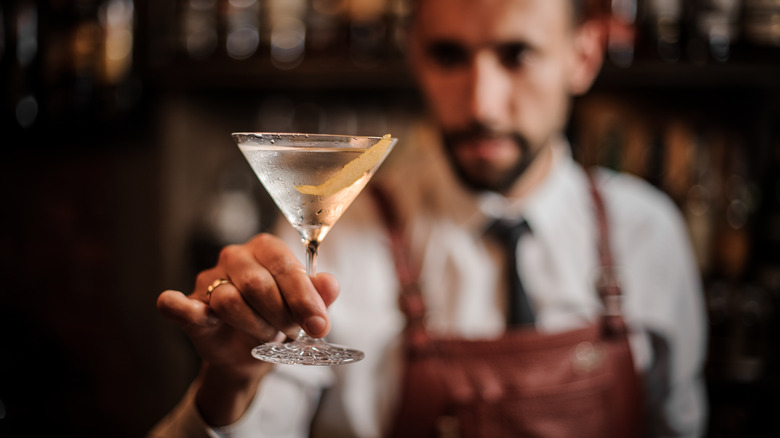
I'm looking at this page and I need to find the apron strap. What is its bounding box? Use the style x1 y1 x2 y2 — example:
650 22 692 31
369 184 429 348
586 171 629 337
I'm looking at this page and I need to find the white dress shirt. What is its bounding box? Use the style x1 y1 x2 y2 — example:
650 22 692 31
150 127 708 438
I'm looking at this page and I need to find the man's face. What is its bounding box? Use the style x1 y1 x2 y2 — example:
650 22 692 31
409 0 588 193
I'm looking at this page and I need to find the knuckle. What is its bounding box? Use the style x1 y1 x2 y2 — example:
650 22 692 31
248 233 303 277
266 253 303 277
217 244 242 265
241 270 271 295
209 286 242 313
194 271 214 290
251 232 275 247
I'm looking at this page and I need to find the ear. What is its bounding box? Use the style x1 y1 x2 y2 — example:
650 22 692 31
569 19 606 96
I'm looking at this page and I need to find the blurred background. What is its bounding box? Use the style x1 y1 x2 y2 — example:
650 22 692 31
0 0 778 436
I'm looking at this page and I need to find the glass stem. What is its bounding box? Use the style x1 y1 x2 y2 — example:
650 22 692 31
305 239 318 277
298 240 320 342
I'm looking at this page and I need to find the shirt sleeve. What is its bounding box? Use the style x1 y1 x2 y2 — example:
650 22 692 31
606 173 709 437
646 215 709 438
147 367 331 438
210 369 329 438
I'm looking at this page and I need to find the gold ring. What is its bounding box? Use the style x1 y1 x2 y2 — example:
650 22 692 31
206 278 231 304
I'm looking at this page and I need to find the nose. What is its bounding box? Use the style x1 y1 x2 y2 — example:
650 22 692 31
467 52 510 126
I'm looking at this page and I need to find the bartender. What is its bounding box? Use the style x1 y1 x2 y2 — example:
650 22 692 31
151 0 708 436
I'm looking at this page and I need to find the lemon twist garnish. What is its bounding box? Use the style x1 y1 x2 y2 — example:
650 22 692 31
295 134 392 196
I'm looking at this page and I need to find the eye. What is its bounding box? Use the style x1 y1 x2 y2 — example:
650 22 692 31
496 43 529 69
425 41 469 69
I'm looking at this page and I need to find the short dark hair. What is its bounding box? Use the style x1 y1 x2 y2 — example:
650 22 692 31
409 0 593 27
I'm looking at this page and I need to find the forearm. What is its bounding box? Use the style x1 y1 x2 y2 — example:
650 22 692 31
195 362 272 427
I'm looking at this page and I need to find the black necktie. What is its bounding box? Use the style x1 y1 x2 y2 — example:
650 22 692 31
486 218 535 326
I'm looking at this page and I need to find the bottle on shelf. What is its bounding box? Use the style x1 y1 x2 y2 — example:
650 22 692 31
225 0 261 61
743 0 780 48
180 0 219 60
687 0 741 64
641 0 684 63
606 0 639 67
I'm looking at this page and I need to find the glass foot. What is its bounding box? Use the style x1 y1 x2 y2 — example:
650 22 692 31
251 333 365 366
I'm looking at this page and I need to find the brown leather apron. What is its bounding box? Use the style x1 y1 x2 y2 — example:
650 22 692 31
371 175 644 438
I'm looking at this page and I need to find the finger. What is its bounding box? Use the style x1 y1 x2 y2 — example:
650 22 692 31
157 290 220 328
250 234 331 338
215 243 296 336
206 279 285 341
311 273 340 307
194 267 228 303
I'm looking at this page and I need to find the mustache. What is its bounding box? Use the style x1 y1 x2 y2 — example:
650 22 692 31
442 122 530 153
443 123 502 145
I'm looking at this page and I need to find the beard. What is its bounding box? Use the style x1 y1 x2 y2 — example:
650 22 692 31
440 122 542 194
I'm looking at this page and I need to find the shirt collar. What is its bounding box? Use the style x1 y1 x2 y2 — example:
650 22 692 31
473 137 575 235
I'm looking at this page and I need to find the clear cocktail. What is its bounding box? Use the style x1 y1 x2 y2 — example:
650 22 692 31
232 132 397 365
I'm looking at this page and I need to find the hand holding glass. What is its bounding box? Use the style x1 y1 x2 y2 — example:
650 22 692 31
232 133 397 366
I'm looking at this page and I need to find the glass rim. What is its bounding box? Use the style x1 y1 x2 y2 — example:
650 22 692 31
232 132 396 140
231 132 398 149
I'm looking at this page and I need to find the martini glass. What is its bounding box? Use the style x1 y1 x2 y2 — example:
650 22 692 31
232 132 398 365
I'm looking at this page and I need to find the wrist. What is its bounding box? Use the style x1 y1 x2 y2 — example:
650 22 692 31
195 361 271 427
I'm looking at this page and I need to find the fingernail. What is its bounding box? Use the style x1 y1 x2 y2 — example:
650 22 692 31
304 316 326 336
283 326 302 340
